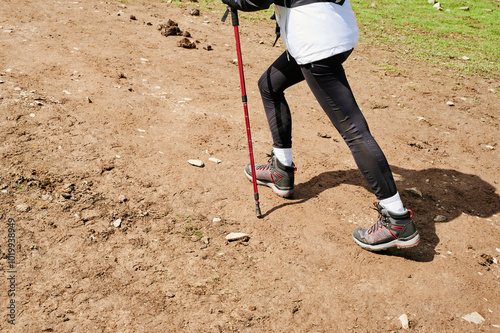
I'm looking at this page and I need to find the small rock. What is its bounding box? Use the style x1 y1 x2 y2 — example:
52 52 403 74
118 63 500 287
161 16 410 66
80 209 100 221
370 2 377 7
113 219 122 227
130 15 137 20
459 6 469 10
190 9 200 16
427 0 435 3
446 101 454 106
226 232 250 242
405 187 423 198
483 9 493 12
249 305 257 311
61 192 72 199
203 45 213 51
485 145 495 150
232 58 238 65
16 203 30 212
178 37 196 49
461 56 470 60
212 217 222 223
41 194 51 201
317 132 331 138
118 194 127 203
191 235 200 242
209 157 221 164
434 215 447 222
461 312 485 324
433 2 442 10
203 237 210 245
399 314 409 329
188 159 204 167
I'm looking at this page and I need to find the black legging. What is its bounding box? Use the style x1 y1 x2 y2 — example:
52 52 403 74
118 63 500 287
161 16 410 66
257 50 397 200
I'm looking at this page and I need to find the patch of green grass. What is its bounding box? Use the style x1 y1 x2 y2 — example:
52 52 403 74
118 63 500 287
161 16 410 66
352 0 500 76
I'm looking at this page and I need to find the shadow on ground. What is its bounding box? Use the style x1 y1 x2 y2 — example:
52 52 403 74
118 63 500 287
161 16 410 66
263 166 500 262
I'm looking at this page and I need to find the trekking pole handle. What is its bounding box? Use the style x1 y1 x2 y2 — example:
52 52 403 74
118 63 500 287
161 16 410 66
221 6 239 26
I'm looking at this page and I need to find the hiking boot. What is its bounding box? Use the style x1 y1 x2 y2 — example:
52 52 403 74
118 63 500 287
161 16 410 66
244 152 296 198
352 203 420 251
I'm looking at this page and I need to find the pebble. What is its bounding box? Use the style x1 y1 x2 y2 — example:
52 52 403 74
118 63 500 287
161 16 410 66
461 56 470 60
459 6 469 10
427 0 435 3
15 203 30 212
433 2 442 10
80 209 100 221
113 219 122 227
226 232 250 242
446 101 454 106
399 314 409 329
405 187 423 198
118 194 127 202
212 217 222 223
434 215 447 222
209 157 221 164
188 159 204 167
485 145 495 150
461 312 485 324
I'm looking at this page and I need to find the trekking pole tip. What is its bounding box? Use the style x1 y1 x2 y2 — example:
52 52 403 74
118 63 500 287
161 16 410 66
255 202 262 218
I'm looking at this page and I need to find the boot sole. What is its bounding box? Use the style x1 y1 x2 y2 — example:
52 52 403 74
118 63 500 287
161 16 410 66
244 170 294 198
352 232 420 251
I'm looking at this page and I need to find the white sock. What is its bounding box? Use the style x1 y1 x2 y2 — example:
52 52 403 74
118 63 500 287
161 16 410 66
273 148 293 166
379 192 406 214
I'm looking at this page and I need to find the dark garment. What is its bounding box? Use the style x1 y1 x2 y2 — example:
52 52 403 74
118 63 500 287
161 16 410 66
258 50 397 200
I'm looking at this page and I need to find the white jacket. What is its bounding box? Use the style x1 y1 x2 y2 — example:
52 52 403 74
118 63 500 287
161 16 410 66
273 1 359 64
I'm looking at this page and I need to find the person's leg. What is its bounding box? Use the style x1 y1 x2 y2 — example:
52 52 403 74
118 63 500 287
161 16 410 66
243 52 303 198
300 50 397 201
258 51 305 164
300 50 419 250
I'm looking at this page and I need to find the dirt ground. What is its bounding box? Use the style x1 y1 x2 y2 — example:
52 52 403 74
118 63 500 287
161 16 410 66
0 0 499 332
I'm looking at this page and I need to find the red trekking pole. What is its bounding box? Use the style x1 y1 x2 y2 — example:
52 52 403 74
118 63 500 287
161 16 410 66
222 7 262 218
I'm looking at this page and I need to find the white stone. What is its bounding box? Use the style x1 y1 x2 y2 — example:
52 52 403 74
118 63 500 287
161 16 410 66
226 232 250 241
447 101 454 106
16 203 30 212
188 159 204 167
212 217 222 223
461 312 485 324
209 157 221 164
405 187 423 198
434 215 447 222
113 219 122 227
399 314 409 329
